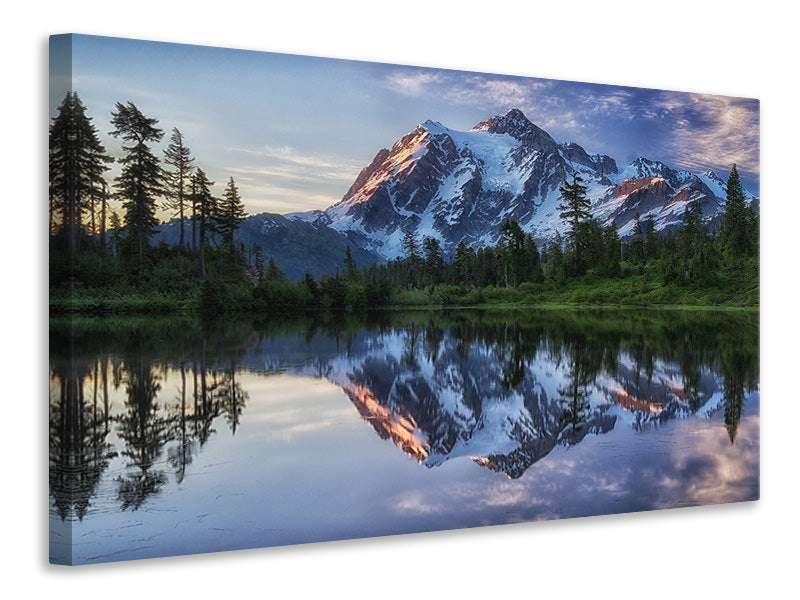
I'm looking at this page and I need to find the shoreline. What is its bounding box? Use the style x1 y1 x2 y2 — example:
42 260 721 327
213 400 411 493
49 300 760 315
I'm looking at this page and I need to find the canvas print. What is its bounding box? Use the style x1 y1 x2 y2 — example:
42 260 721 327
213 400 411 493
49 34 759 566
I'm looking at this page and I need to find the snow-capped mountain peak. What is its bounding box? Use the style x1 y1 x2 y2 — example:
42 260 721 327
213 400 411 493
311 109 757 259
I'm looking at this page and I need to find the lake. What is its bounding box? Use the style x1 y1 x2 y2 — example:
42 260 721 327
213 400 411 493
49 308 759 565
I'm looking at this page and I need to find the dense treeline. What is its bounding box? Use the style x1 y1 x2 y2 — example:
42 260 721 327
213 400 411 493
49 92 251 308
50 92 759 314
224 167 758 312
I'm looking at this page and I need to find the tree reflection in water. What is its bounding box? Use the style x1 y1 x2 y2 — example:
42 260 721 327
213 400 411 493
49 309 758 517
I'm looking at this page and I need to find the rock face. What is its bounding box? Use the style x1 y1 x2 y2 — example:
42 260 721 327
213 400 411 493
171 108 757 273
315 109 756 258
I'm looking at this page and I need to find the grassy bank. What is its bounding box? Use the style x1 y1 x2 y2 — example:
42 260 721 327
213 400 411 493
50 270 758 314
49 288 200 313
389 275 758 309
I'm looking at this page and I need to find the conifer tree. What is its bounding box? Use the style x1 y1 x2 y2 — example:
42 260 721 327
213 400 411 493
402 229 420 260
402 229 421 286
557 174 591 274
217 177 247 262
191 169 216 280
266 257 284 281
108 211 123 257
525 233 543 283
454 241 476 286
98 180 110 253
644 216 659 261
546 232 564 281
162 128 194 249
250 243 264 281
499 219 527 287
343 245 357 280
681 202 703 257
722 164 752 257
602 223 621 276
49 91 112 252
422 237 444 286
109 102 164 278
630 213 645 264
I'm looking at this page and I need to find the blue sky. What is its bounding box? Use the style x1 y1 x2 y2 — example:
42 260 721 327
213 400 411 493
52 34 760 216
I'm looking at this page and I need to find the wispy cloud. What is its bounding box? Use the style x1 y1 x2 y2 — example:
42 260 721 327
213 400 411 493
653 92 760 178
383 69 551 112
220 144 364 212
228 175 346 214
385 70 444 97
578 90 637 119
229 145 362 182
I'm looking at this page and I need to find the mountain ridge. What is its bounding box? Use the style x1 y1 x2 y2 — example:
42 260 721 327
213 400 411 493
312 108 757 259
158 109 757 276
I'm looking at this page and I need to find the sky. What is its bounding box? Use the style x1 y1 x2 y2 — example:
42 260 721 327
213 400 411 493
51 34 760 217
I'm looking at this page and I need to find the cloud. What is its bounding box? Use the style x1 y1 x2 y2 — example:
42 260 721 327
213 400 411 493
654 92 760 179
384 70 445 97
578 90 637 119
221 144 365 212
230 145 363 181
445 76 540 108
384 69 551 112
232 179 343 214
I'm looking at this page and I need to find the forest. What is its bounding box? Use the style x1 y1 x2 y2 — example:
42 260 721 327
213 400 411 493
49 92 759 314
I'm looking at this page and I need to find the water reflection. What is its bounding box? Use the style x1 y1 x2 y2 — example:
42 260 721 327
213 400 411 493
49 309 758 527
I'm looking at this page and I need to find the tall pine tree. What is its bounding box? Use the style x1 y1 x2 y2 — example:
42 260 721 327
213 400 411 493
454 241 476 287
422 237 444 286
557 174 591 275
217 177 247 262
162 128 194 250
49 92 112 253
402 229 421 287
191 169 217 280
722 164 752 257
644 216 659 261
109 102 164 279
499 218 526 287
343 245 358 280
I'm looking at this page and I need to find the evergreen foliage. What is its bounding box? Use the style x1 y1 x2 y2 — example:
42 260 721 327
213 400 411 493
162 128 194 249
48 93 759 315
49 92 113 253
191 168 216 280
343 245 357 280
557 174 591 274
422 237 444 286
110 102 164 279
217 177 247 261
722 164 756 257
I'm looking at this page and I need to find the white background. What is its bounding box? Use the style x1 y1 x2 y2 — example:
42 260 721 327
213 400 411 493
3 1 797 597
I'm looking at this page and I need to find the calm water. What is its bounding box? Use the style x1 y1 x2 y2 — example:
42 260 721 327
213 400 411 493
49 309 759 565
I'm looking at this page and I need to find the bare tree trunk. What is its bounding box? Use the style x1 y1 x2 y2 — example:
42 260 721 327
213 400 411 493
178 176 185 250
99 181 107 252
90 191 96 248
199 220 206 280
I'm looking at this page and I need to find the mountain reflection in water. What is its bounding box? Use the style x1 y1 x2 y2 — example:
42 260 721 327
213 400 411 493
49 309 759 563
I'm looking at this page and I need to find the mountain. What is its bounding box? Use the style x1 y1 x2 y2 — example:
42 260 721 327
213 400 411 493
156 108 756 273
311 108 756 259
154 212 381 280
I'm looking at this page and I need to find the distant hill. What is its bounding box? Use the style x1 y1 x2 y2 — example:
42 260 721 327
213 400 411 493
153 212 381 280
